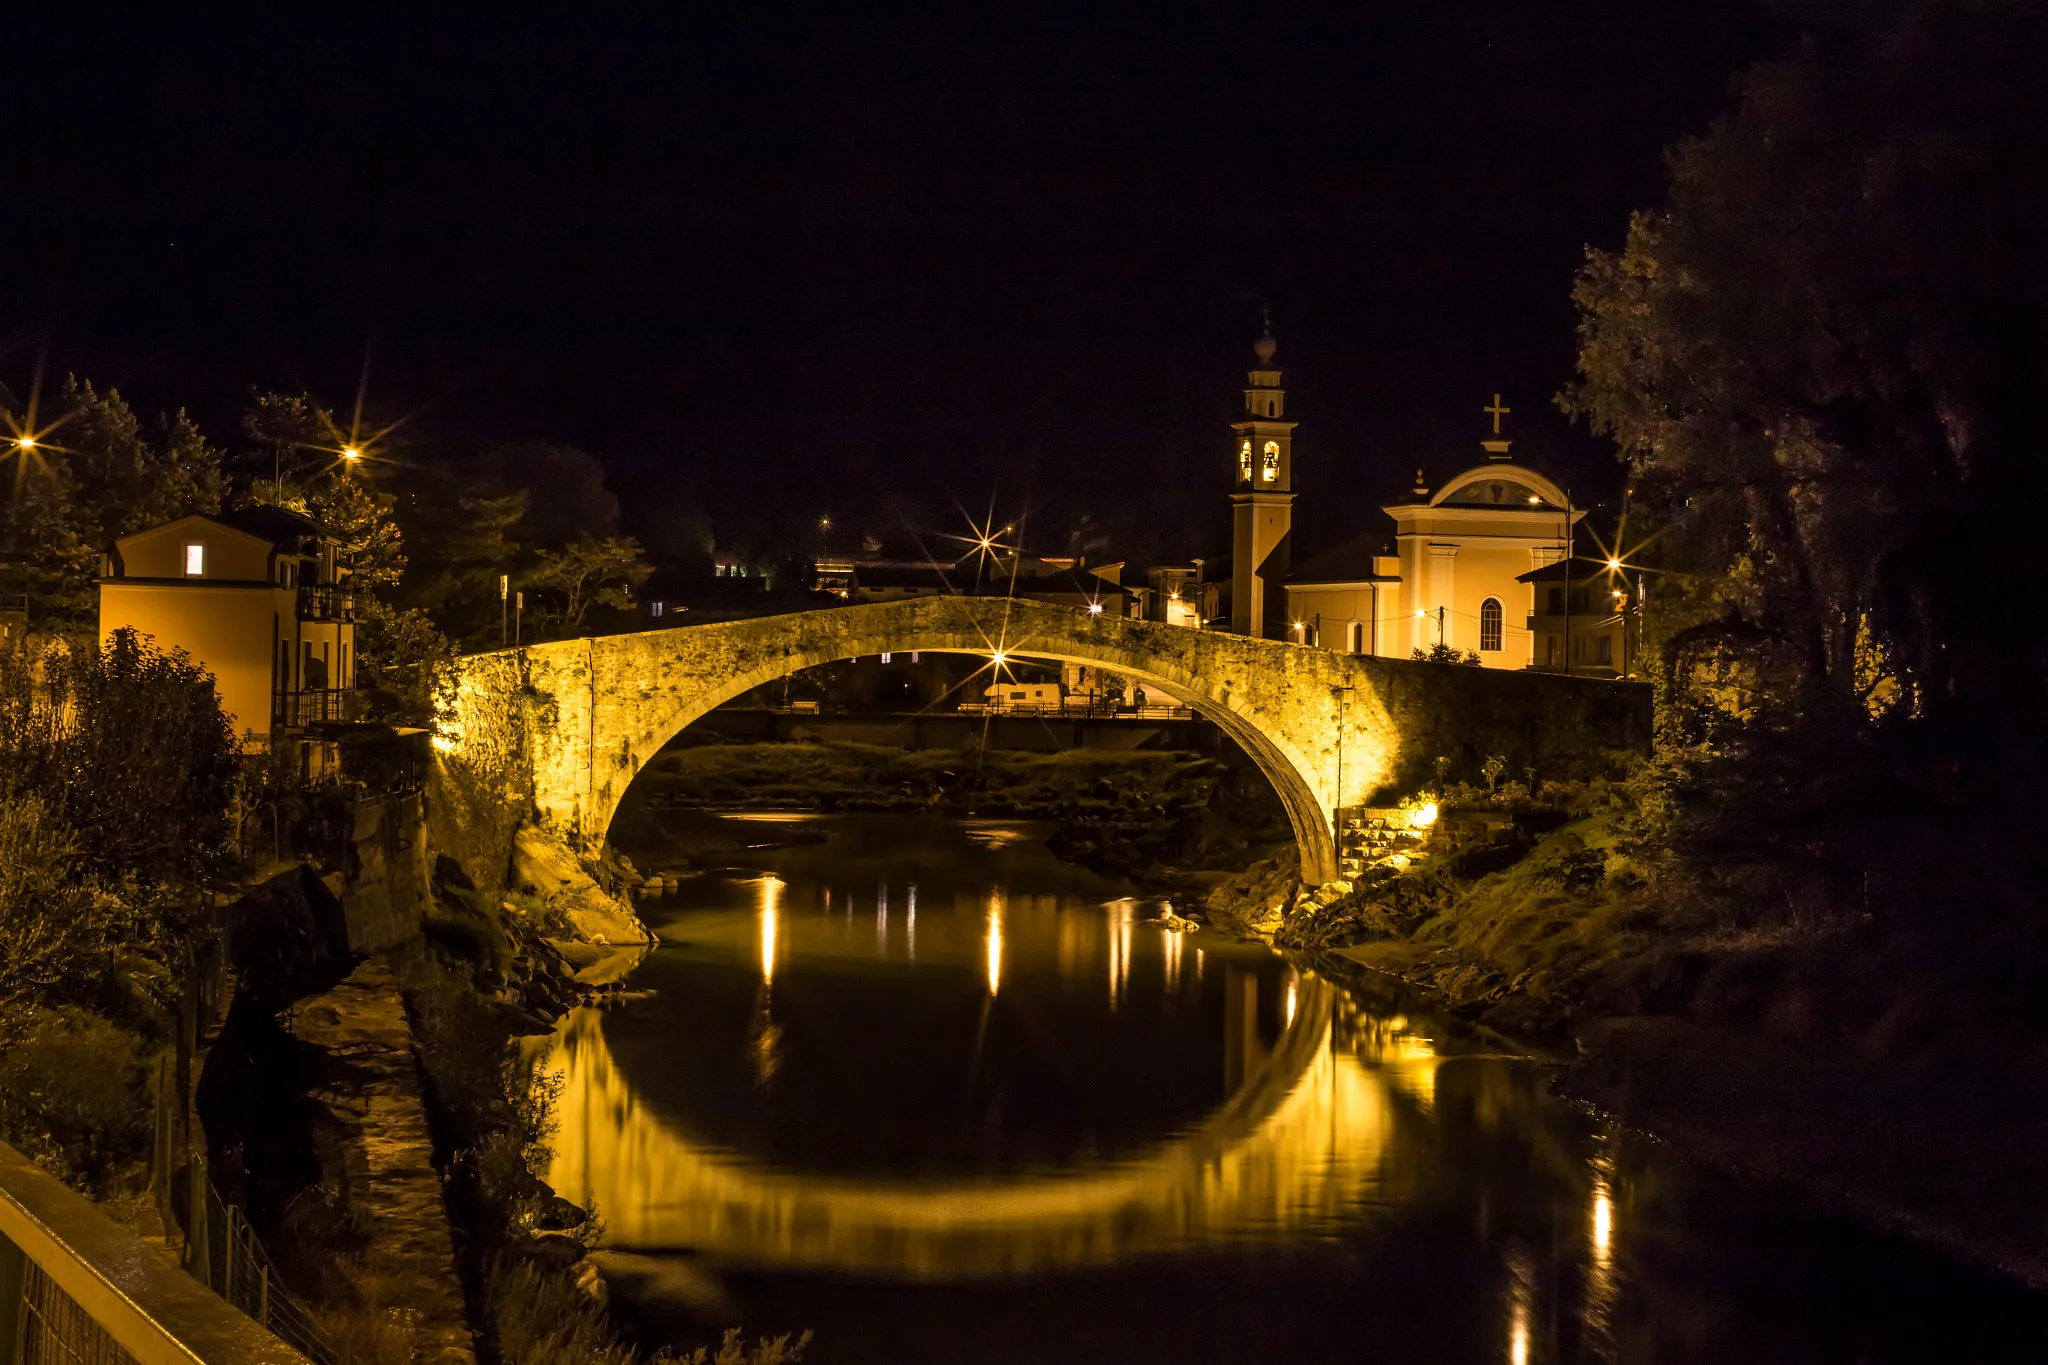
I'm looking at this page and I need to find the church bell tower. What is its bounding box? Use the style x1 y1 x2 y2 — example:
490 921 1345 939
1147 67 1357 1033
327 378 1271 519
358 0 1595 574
1229 330 1296 637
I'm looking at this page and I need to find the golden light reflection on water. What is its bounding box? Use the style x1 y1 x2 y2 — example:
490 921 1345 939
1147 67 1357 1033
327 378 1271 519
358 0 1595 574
985 889 1004 996
757 875 781 985
541 977 1445 1278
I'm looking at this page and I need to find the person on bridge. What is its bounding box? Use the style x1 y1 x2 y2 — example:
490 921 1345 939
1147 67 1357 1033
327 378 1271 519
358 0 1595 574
1132 685 1148 713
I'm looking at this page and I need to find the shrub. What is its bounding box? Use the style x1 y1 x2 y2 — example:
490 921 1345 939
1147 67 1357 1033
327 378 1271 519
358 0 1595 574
0 1007 155 1196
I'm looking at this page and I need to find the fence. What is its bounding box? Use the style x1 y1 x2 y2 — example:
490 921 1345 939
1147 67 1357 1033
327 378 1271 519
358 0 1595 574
12 1259 134 1365
1 1139 308 1365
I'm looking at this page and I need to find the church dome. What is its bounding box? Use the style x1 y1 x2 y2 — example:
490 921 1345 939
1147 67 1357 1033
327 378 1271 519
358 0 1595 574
1429 463 1568 511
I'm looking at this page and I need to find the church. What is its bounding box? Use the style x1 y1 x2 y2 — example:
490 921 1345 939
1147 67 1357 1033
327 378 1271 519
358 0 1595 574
1205 333 1626 676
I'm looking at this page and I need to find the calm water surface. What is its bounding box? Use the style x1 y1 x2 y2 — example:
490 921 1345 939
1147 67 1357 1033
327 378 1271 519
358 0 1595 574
540 814 2048 1363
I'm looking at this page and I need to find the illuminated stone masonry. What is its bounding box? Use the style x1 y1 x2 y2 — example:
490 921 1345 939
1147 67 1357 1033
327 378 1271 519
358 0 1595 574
437 596 1649 885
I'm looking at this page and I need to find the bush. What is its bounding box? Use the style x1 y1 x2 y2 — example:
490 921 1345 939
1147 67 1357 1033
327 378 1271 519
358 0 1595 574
0 1007 155 1196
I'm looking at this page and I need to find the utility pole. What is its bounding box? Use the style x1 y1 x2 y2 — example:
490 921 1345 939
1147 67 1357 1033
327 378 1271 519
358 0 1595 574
499 574 509 647
514 591 523 646
1561 489 1574 677
1436 605 1446 649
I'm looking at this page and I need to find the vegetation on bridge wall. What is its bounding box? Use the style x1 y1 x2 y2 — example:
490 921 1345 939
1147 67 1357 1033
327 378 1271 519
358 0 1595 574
1357 661 1651 801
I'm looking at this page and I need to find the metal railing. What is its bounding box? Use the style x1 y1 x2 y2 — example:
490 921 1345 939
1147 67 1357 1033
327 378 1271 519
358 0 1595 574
14 1259 137 1365
294 586 356 623
183 1171 342 1365
273 689 360 727
3 1138 310 1365
958 697 1197 720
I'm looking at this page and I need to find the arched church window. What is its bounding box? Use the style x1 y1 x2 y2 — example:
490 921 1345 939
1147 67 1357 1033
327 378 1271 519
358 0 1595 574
1479 598 1503 652
1261 440 1279 481
1238 439 1253 482
1347 620 1364 654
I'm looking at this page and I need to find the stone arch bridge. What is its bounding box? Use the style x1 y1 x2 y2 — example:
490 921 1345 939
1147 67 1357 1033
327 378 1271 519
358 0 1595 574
438 596 1647 883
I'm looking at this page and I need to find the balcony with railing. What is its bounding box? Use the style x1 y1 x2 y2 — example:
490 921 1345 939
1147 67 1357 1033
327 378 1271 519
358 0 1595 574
295 584 356 621
274 687 360 728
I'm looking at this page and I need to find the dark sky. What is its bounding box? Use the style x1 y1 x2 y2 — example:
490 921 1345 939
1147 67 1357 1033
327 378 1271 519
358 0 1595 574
5 8 1827 561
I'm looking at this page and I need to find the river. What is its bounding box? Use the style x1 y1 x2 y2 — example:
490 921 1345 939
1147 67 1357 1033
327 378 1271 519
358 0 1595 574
539 813 2048 1363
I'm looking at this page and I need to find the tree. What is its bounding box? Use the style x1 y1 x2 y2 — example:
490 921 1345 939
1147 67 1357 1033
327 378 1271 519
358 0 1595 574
1562 8 2048 728
355 598 453 728
0 379 222 627
0 630 239 961
521 535 652 638
242 392 406 589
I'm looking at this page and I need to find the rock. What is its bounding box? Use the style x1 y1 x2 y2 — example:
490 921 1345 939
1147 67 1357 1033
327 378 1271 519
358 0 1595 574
510 822 653 946
574 1260 608 1307
523 1232 586 1268
537 1194 591 1231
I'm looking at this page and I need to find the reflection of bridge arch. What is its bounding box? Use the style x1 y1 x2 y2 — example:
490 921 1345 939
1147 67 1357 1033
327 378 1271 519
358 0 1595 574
540 978 1443 1276
440 596 1646 883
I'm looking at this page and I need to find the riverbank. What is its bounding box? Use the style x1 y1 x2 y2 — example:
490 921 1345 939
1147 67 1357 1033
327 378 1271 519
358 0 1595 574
614 740 1292 891
1194 808 2048 1290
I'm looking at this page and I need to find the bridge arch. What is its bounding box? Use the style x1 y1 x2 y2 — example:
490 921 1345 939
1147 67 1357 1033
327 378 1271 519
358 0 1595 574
438 595 1651 888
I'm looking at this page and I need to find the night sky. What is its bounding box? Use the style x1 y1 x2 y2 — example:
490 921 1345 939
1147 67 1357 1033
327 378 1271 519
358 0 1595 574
6 8 1840 561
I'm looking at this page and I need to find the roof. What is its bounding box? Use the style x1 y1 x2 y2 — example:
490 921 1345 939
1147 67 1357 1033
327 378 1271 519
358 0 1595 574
213 505 329 546
1516 556 1631 584
1385 460 1574 513
111 506 332 553
1287 534 1396 586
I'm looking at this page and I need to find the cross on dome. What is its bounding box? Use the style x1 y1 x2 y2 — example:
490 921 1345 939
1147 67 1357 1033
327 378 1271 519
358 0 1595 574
1483 393 1510 435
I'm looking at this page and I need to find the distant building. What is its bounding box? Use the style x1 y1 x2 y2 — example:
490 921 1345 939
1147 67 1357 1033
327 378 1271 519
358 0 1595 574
1517 557 1637 678
1204 334 1620 674
99 507 358 772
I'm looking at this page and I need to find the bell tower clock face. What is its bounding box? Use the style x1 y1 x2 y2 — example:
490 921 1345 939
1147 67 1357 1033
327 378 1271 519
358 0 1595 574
1238 439 1253 483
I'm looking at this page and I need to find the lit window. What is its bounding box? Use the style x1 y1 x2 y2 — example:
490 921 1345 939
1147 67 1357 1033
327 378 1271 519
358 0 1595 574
1238 439 1252 481
184 543 205 576
1261 440 1279 481
880 652 891 663
1480 598 1503 652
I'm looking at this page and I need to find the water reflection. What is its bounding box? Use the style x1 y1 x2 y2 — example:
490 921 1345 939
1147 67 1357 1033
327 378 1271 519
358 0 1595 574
544 973 1446 1275
564 814 2048 1362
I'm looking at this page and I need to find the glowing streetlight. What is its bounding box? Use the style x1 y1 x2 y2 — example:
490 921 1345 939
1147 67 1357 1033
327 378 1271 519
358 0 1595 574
14 435 34 452
341 445 363 463
1606 557 1621 571
989 649 1007 667
1527 495 1541 505
1087 602 1103 616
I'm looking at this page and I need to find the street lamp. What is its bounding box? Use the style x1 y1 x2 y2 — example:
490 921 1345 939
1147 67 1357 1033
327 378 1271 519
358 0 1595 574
13 435 33 452
341 445 363 463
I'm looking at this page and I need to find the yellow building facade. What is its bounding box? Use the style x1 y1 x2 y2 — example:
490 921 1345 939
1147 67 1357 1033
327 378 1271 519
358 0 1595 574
99 508 357 756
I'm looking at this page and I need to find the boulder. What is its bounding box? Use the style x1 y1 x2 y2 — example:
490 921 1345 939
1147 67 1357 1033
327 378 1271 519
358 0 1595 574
537 1194 592 1231
510 822 653 947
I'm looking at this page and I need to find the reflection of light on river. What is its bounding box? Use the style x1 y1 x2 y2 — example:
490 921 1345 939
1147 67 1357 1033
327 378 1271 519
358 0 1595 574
1582 1141 1619 1354
758 875 782 984
1163 924 1182 991
985 889 1004 996
1505 1244 1534 1365
906 883 917 961
541 978 1445 1277
1106 899 1134 1008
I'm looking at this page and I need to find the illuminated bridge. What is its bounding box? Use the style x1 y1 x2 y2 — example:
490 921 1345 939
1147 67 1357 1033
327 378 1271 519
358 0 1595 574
439 596 1646 883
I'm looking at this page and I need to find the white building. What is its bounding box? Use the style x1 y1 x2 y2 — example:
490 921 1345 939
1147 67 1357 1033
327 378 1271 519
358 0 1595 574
1213 337 1592 671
